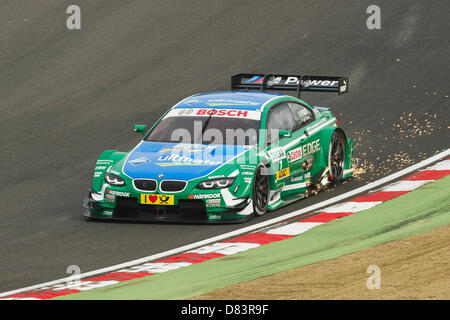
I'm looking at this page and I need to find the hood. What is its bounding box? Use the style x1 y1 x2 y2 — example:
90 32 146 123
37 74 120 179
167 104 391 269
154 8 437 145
122 141 249 181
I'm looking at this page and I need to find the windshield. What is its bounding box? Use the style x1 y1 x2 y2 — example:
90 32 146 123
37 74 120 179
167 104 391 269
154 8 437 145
145 111 261 146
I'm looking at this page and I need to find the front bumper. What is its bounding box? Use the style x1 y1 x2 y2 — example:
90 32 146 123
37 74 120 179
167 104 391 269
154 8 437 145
83 192 253 224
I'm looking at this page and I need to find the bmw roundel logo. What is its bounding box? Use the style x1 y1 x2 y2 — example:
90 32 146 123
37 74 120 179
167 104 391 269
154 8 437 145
157 173 164 179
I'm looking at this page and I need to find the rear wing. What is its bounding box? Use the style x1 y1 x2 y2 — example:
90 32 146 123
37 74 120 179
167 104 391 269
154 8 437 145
231 73 349 97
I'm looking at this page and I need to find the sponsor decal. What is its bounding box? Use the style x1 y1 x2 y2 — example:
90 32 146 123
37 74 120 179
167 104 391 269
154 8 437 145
302 139 321 157
266 77 283 87
105 194 115 202
242 171 254 176
206 199 221 207
268 148 286 162
244 75 339 88
196 109 249 117
185 99 201 105
206 99 259 106
94 172 102 178
297 110 312 122
188 193 221 200
159 143 216 154
208 214 222 220
156 154 221 166
244 75 264 84
129 157 150 166
174 143 215 149
95 166 107 170
140 194 174 205
239 164 256 170
103 210 113 216
159 148 198 153
300 115 312 122
276 168 290 180
165 108 261 120
293 78 338 87
288 140 320 167
297 108 309 117
287 147 303 163
106 189 130 197
177 108 194 116
290 175 303 182
243 177 252 183
96 159 113 165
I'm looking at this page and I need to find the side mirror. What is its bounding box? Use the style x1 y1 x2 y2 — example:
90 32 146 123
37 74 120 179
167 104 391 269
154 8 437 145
134 125 147 136
278 130 292 138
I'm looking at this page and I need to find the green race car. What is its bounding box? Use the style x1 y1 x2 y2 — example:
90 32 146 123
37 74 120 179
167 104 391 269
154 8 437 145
84 73 354 223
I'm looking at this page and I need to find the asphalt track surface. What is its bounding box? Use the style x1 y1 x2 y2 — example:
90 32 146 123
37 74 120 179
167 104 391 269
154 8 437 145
0 1 448 292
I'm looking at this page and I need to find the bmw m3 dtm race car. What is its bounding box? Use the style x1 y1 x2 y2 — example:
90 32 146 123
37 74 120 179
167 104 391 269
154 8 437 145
84 73 354 223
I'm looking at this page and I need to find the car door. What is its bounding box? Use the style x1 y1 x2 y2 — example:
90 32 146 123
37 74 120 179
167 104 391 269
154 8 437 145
265 103 297 183
285 102 321 186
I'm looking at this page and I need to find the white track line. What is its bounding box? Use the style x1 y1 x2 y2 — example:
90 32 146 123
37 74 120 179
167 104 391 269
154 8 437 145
266 222 322 236
320 201 382 213
425 160 450 171
118 262 192 274
0 148 449 298
188 242 260 255
381 180 433 192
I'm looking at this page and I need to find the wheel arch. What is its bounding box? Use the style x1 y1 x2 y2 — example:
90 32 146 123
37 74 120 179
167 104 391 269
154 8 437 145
252 162 271 216
318 127 350 166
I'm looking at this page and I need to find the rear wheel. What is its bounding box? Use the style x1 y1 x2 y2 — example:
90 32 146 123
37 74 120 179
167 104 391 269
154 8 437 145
328 131 345 184
252 165 270 216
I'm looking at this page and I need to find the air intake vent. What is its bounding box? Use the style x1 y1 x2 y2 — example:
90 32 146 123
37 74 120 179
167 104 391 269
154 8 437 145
160 180 187 192
133 179 157 191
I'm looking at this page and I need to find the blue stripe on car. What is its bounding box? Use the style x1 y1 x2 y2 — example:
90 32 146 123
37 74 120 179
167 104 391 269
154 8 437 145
123 141 247 181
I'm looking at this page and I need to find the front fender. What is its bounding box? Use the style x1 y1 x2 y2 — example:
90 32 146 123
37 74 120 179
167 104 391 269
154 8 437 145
92 150 128 192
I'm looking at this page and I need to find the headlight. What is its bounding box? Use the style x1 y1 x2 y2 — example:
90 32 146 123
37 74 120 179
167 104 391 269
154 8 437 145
105 173 125 186
197 177 235 189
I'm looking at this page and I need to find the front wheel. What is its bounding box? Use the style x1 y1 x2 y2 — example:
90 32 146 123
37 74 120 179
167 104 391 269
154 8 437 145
252 165 270 216
328 131 345 184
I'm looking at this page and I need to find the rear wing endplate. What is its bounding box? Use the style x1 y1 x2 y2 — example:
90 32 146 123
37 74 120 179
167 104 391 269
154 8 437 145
231 73 349 97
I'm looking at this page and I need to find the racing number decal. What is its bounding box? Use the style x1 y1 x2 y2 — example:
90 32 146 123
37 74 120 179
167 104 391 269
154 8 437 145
140 194 174 205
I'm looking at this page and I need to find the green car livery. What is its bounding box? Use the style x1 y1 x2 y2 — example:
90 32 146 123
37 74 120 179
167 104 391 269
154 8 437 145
84 73 354 223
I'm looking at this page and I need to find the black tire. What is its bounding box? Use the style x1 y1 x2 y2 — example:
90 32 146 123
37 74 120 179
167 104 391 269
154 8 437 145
328 131 346 184
252 165 270 216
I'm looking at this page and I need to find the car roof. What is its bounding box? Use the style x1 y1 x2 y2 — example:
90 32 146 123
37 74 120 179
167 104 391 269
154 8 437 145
173 91 285 111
